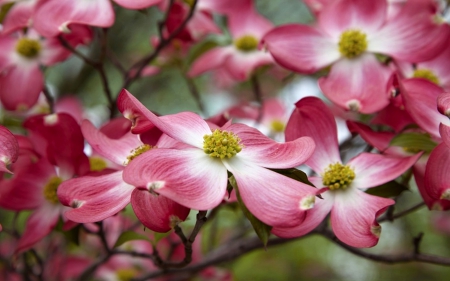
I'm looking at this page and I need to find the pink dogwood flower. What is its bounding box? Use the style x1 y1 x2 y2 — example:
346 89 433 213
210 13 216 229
262 0 449 113
272 97 421 247
188 1 274 81
57 118 190 233
119 89 318 228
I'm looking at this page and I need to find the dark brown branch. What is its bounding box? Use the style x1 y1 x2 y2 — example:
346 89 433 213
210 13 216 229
378 201 426 223
122 0 198 88
42 85 54 113
318 228 450 266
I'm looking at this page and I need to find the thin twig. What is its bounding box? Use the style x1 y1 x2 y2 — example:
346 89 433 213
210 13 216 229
42 85 54 113
378 201 426 223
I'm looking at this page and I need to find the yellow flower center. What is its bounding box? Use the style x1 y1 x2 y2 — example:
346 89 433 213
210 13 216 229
89 156 108 171
43 176 63 204
322 163 355 190
124 144 152 166
16 38 41 59
338 29 367 59
270 120 285 133
234 35 259 52
412 68 440 85
116 269 136 281
203 129 242 159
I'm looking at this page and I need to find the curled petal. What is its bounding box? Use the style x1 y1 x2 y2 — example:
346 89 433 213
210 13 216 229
424 143 450 203
331 188 394 248
437 92 450 117
440 123 450 148
224 157 318 228
0 125 19 174
131 189 190 233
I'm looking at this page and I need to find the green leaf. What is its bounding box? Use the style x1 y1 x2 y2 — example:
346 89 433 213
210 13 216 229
229 176 272 247
390 132 437 153
113 231 150 248
271 168 315 187
365 180 409 198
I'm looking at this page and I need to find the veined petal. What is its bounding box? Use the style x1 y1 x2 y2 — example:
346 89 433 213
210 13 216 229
118 89 210 148
81 119 142 166
349 152 421 189
437 92 450 117
58 170 134 223
0 64 43 111
16 203 61 253
224 157 318 228
346 121 395 152
1 0 36 34
318 0 387 38
331 188 394 248
0 125 18 173
440 123 450 148
131 189 190 233
33 0 115 37
369 1 449 62
262 24 340 74
226 123 315 169
319 54 393 114
401 78 450 138
286 97 340 174
123 148 228 211
424 143 450 202
272 184 333 238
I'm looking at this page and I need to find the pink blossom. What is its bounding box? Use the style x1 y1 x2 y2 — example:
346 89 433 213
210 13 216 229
119 89 318 228
272 97 421 247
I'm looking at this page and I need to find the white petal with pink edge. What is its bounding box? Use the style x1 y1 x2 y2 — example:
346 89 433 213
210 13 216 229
319 54 393 114
318 0 387 38
226 123 315 169
286 97 341 174
81 119 143 166
331 188 394 248
58 170 135 223
262 24 340 74
348 152 421 189
123 148 228 211
224 157 318 228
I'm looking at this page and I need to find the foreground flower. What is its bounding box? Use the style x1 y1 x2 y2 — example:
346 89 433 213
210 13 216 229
119 89 318 228
272 97 421 247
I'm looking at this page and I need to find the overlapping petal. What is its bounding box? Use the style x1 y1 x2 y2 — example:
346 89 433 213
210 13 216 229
226 123 315 169
224 157 318 228
58 170 135 223
123 148 228 210
131 189 190 233
424 143 450 201
0 125 18 174
286 97 340 174
262 24 340 73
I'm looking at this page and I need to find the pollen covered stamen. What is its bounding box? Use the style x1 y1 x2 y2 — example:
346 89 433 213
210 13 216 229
234 35 259 52
16 38 41 58
338 29 367 59
412 69 440 85
203 129 242 159
124 144 152 165
322 163 355 190
43 176 63 204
